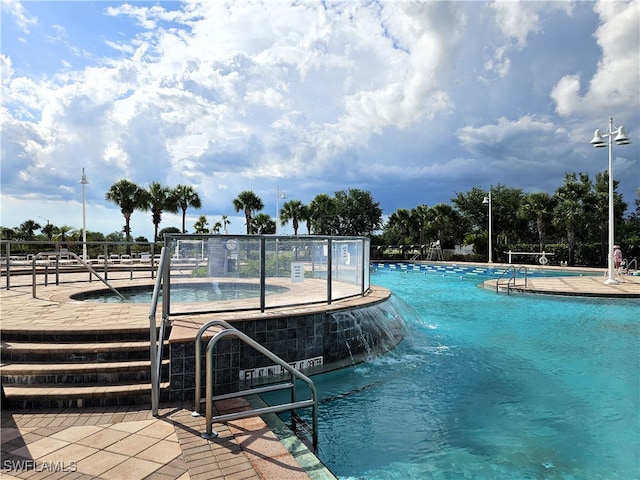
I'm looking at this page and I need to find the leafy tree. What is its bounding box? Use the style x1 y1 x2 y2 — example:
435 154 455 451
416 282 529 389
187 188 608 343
173 184 202 233
193 215 209 233
252 213 275 234
158 226 181 241
233 190 264 234
211 220 222 234
280 199 304 235
105 179 148 246
147 182 178 242
1 227 17 240
308 193 338 235
593 170 627 258
333 189 382 236
518 192 557 252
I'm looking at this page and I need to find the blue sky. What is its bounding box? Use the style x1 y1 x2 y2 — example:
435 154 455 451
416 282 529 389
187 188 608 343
1 0 639 239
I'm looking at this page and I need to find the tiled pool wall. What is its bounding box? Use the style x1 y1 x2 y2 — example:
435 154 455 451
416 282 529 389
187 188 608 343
168 298 405 402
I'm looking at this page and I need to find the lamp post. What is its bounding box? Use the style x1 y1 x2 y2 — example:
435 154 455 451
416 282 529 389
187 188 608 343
80 168 89 261
275 186 286 235
482 189 493 263
590 117 630 285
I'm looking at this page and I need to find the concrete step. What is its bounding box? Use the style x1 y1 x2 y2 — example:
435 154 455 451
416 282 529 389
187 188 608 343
3 381 171 409
0 359 169 384
1 340 155 362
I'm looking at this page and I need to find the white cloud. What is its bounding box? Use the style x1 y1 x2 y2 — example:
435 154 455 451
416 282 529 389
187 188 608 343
1 0 37 33
551 0 639 116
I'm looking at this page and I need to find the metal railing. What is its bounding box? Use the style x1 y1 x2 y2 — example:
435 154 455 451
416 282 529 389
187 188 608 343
149 247 171 416
196 325 318 452
31 251 124 300
496 265 528 294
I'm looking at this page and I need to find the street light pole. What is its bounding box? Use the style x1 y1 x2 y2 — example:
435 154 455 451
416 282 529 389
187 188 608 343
482 189 493 263
276 186 286 235
80 168 89 261
590 117 630 285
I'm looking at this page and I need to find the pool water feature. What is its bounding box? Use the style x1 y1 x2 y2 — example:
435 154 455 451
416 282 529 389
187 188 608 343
263 267 639 479
74 282 289 303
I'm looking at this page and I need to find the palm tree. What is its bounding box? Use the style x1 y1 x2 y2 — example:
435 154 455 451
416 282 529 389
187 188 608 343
280 199 304 235
147 182 178 242
518 192 556 252
299 204 311 234
232 191 264 234
211 221 222 234
41 223 59 241
172 184 202 233
252 213 275 234
57 225 74 242
553 172 593 266
18 220 41 240
222 215 230 234
105 179 149 246
193 215 209 233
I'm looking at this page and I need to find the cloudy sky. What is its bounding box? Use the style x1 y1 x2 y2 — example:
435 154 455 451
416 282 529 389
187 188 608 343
1 0 639 239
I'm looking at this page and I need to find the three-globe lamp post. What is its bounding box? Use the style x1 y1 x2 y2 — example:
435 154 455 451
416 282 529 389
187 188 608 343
590 117 630 285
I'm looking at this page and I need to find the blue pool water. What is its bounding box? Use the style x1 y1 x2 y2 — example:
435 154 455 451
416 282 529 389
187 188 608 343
74 282 288 303
265 266 639 479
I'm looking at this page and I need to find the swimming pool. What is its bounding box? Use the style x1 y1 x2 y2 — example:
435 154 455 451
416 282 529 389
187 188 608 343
263 267 639 479
73 282 289 303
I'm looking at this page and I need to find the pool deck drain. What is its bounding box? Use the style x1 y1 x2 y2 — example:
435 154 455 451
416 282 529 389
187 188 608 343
1 265 638 480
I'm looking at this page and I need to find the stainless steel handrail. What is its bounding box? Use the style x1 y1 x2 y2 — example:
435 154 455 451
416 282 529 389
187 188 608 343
200 326 318 452
192 319 236 414
31 251 124 300
496 265 527 294
149 246 170 416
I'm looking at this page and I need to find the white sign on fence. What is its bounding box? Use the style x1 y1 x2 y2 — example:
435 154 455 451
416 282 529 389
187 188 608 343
291 262 304 283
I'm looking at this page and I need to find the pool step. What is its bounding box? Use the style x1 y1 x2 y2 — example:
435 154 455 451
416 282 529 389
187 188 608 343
0 327 170 409
0 359 169 384
1 382 171 409
0 340 154 363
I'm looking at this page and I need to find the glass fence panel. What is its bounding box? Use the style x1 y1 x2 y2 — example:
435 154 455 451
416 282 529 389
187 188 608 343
3 236 371 310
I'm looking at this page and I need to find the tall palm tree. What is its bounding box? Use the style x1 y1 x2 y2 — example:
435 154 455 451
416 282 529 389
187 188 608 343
172 184 202 233
280 199 304 235
105 179 149 246
299 204 311 234
232 191 264 234
553 172 593 266
147 182 178 242
518 192 556 252
222 215 230 234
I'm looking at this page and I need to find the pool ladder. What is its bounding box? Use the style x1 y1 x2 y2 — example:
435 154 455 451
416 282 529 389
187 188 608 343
192 319 318 452
496 265 528 294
